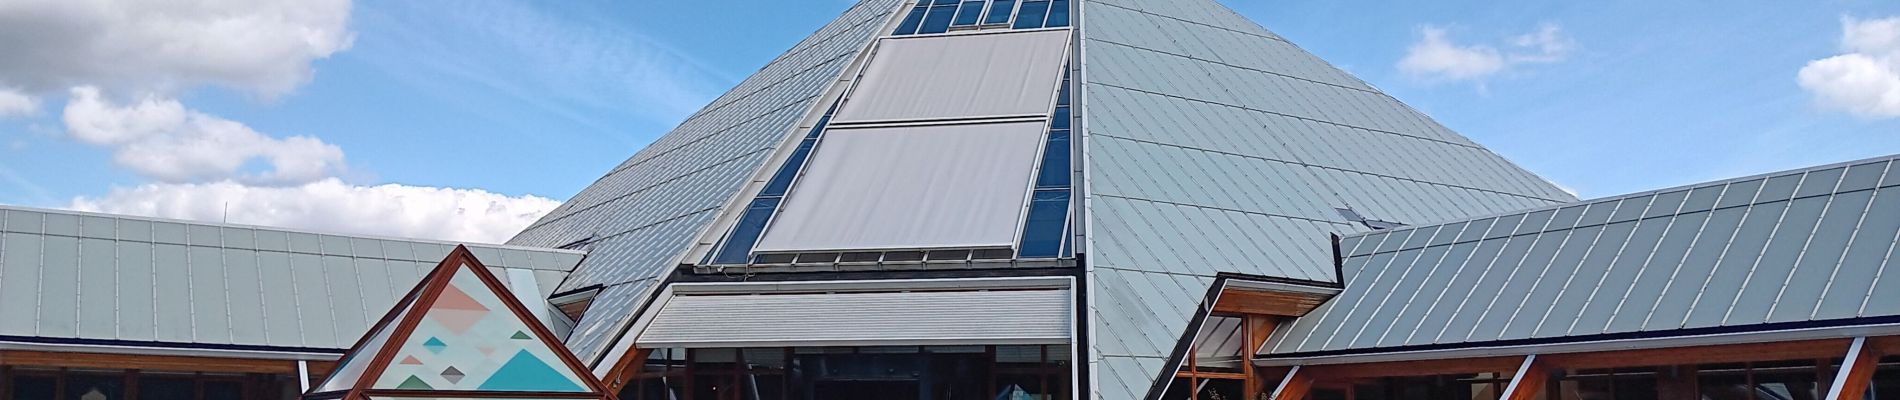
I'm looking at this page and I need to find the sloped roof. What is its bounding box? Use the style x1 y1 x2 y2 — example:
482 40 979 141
307 246 609 400
1262 155 1900 361
504 0 905 362
1075 0 1573 398
0 205 581 355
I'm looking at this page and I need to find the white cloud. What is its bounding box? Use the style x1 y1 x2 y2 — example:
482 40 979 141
1798 16 1900 119
0 0 354 98
0 88 37 117
62 86 346 184
1400 24 1574 83
69 178 560 244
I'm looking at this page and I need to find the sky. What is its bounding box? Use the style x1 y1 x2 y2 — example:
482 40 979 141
0 0 1897 243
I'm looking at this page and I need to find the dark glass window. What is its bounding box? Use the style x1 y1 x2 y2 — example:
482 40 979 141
953 0 985 26
1035 130 1071 188
10 375 56 400
894 5 927 35
759 140 815 197
712 198 781 265
1012 0 1050 29
1045 0 1070 27
984 0 1017 24
136 376 195 400
920 4 958 34
63 374 124 400
1017 190 1071 258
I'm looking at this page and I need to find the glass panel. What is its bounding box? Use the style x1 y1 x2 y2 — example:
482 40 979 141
1683 200 1789 329
63 374 124 400
1012 0 1049 29
1018 190 1071 258
894 5 927 35
1471 229 1571 340
1407 239 1508 344
1796 167 1847 198
952 0 984 26
1035 129 1072 188
1044 0 1069 27
712 198 780 265
79 216 114 239
920 4 957 34
11 375 57 400
1455 218 1496 243
1605 211 1708 333
1759 173 1806 203
984 0 1016 25
204 381 244 400
759 139 816 197
1429 222 1469 247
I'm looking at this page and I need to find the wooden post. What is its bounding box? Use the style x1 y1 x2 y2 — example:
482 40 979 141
1499 355 1547 400
1268 366 1313 400
1243 316 1279 399
1824 337 1880 400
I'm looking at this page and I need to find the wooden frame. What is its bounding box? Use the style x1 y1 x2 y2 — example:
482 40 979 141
301 245 615 400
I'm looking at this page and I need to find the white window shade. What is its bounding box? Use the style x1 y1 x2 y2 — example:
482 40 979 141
835 30 1072 123
636 287 1073 349
753 122 1046 253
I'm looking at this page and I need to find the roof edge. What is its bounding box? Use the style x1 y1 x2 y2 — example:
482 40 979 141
1256 315 1900 366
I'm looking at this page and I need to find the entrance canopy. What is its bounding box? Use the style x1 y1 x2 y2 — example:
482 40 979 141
632 277 1075 349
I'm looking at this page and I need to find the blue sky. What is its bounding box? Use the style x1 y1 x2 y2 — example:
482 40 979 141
1 0 1897 241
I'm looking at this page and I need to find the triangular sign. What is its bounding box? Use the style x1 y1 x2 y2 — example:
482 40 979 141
300 246 612 400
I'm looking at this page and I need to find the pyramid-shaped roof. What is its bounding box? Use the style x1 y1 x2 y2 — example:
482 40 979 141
304 246 611 400
506 1 1575 399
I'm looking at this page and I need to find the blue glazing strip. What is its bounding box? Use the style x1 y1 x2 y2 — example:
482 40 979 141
892 0 1068 36
710 102 842 265
1019 70 1074 258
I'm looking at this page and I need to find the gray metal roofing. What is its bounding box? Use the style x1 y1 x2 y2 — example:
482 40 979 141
504 0 904 363
1263 155 1900 358
1076 0 1574 398
0 205 581 354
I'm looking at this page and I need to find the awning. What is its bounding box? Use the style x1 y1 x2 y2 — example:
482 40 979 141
634 278 1074 349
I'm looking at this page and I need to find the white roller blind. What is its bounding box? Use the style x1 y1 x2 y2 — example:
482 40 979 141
636 288 1073 348
835 30 1072 123
753 122 1046 253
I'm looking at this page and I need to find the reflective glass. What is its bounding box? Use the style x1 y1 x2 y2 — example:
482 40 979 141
1045 0 1069 27
712 198 781 265
759 139 816 197
894 6 927 35
920 4 957 34
953 0 984 26
1017 190 1070 258
1035 129 1071 188
984 0 1017 24
1012 0 1049 29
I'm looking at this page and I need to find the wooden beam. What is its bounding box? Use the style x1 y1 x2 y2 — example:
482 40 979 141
1213 288 1331 317
0 350 301 374
1268 365 1313 400
1499 355 1547 400
1825 337 1881 400
600 348 654 392
1244 316 1280 399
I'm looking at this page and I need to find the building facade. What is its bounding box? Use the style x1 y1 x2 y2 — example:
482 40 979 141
3 0 1899 399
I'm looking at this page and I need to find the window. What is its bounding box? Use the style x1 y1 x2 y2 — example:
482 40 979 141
1019 71 1074 259
893 0 1067 36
